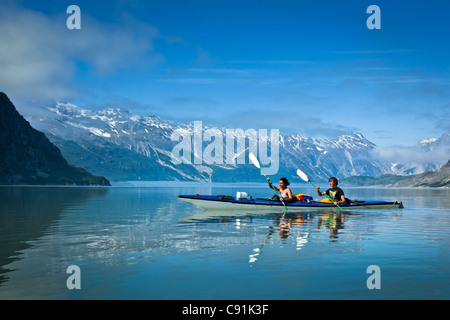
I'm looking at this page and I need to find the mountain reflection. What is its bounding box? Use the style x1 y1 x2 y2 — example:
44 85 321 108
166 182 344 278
0 186 109 286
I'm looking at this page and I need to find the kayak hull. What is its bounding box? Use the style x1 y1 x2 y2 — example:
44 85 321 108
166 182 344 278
178 195 404 212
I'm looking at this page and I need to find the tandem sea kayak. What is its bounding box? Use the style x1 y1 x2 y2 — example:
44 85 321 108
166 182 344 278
178 194 404 212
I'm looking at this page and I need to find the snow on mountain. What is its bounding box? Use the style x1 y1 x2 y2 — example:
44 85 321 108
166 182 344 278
415 133 450 152
23 102 448 182
378 133 450 175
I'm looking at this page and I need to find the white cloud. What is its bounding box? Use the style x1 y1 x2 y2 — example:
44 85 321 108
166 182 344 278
370 142 450 165
0 5 163 101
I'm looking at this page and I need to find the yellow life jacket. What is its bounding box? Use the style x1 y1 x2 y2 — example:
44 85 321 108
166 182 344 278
316 198 333 203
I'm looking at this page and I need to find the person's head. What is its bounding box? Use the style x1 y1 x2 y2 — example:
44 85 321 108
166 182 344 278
328 177 338 187
279 177 290 188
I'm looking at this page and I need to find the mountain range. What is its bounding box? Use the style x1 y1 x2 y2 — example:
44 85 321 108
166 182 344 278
0 93 110 186
19 100 449 185
342 159 450 188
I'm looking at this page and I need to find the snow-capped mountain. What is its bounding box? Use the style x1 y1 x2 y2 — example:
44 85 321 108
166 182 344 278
415 133 450 152
23 102 447 183
382 133 450 176
32 102 216 181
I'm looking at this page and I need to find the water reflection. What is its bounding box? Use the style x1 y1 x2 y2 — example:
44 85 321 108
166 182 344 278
178 209 267 224
0 187 109 286
248 213 318 263
1 186 446 299
317 213 346 241
178 207 357 264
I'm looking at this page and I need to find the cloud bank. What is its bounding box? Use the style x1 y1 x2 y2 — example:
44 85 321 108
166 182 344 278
369 133 450 166
0 4 162 102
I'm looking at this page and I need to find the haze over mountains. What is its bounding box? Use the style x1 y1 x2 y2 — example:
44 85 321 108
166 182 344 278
16 98 449 186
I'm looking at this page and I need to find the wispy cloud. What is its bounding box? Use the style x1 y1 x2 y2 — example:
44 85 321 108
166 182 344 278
0 4 162 101
334 49 418 54
370 136 450 165
232 60 312 65
434 107 450 132
158 78 217 85
186 68 252 75
220 109 358 138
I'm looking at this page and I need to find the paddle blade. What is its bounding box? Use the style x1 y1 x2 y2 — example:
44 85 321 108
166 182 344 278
296 169 309 182
249 152 261 169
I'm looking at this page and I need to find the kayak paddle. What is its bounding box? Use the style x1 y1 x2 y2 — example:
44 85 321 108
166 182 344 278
249 152 288 213
296 169 343 211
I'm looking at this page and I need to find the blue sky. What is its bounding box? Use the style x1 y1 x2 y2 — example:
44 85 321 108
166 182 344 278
1 0 449 148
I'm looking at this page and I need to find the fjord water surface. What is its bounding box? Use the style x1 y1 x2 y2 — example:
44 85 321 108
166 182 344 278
0 184 449 299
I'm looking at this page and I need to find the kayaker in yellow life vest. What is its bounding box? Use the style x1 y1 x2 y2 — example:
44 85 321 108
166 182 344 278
266 177 296 202
316 177 346 206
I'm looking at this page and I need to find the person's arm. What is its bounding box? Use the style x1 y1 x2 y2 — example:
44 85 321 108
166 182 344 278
316 186 324 197
267 177 277 190
334 193 346 205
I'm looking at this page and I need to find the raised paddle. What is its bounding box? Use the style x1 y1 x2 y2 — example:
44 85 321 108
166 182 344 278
249 152 288 214
296 169 343 211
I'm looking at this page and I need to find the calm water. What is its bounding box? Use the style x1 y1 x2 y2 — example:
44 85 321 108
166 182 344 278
0 183 449 300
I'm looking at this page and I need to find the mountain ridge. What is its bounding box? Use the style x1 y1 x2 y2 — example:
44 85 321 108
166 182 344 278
341 159 450 188
0 93 111 186
21 100 449 185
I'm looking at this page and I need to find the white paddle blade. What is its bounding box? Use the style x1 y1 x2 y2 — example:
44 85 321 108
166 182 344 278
249 153 261 169
296 169 309 182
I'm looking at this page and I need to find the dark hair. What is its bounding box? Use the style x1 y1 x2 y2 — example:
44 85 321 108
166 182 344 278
329 177 338 185
280 177 290 186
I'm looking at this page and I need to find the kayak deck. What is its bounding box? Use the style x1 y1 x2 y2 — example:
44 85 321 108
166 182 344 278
178 194 404 212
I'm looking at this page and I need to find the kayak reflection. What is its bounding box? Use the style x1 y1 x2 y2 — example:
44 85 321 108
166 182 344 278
249 213 314 263
179 208 349 264
317 213 346 241
178 208 272 224
249 211 348 263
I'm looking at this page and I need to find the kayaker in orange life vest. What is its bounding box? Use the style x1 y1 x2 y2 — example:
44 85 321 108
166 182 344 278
316 177 347 206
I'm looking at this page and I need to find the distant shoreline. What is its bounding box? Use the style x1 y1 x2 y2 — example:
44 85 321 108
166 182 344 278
0 181 448 189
